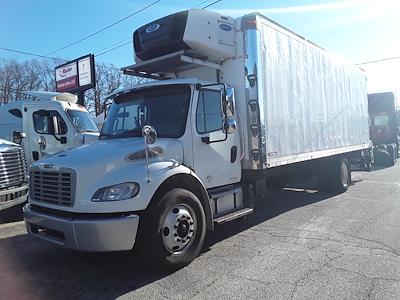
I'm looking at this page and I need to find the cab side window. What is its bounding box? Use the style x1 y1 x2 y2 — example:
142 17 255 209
196 90 223 134
33 111 67 135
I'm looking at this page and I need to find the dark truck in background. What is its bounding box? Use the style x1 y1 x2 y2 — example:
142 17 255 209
368 92 400 166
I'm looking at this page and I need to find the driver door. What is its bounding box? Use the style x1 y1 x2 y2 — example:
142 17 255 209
23 106 69 164
191 88 241 189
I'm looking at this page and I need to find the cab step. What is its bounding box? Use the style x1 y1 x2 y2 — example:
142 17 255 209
213 207 254 225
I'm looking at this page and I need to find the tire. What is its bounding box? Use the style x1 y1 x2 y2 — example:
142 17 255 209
388 145 396 166
138 188 206 272
318 158 351 194
360 156 372 172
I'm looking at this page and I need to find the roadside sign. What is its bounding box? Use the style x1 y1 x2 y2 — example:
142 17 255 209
55 54 95 94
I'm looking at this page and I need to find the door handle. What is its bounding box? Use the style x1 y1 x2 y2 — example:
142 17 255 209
32 151 39 161
231 146 237 163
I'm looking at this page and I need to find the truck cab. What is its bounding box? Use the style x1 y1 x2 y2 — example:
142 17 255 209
368 92 400 165
23 77 245 269
0 91 99 165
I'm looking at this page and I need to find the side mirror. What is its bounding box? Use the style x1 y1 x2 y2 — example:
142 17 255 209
142 125 157 145
224 117 237 134
38 136 46 150
60 136 67 144
225 87 235 116
13 131 26 145
52 115 59 135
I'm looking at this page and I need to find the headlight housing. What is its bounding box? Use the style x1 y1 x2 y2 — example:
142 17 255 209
91 182 140 202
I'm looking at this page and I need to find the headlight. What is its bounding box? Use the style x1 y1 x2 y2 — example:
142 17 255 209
91 182 140 202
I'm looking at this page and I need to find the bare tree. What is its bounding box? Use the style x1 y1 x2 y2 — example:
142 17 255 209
0 58 146 115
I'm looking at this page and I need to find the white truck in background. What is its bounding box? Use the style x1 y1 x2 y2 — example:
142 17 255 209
0 139 28 211
24 9 370 271
0 91 99 165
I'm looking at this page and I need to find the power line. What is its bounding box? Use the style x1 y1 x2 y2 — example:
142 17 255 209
93 37 132 54
0 46 123 72
202 0 223 9
192 0 213 8
96 41 132 57
0 47 64 61
43 0 162 57
356 56 400 66
3 1 222 68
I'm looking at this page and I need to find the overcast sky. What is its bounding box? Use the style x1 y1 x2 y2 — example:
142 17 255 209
1 0 399 93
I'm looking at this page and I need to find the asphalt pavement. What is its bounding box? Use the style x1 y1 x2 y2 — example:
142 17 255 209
1 163 400 299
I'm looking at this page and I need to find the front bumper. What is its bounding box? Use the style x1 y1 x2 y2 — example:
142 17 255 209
23 204 139 252
0 185 29 211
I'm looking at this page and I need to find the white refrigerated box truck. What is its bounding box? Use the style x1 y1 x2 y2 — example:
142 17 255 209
24 9 370 271
0 91 99 166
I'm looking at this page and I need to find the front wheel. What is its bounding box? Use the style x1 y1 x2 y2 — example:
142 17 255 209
138 188 206 272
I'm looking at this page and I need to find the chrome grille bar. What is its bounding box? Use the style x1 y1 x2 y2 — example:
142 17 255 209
29 168 76 207
0 146 28 188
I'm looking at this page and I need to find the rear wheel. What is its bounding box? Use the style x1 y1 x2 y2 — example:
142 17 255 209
138 188 206 272
318 158 351 194
388 145 397 166
360 155 372 172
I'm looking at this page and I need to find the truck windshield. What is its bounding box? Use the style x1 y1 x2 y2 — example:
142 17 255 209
100 84 191 139
66 110 99 133
373 115 389 127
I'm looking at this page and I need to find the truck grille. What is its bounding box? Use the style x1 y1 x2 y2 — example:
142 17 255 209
0 146 28 188
30 168 76 207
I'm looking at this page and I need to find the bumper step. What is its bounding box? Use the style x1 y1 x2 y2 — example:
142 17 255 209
214 207 253 225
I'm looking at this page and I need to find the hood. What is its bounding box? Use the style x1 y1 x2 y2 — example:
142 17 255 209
83 132 100 144
0 138 18 148
32 137 184 171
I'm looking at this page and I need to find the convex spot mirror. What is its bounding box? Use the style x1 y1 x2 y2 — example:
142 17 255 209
38 136 46 150
142 125 157 145
13 131 26 144
223 117 237 134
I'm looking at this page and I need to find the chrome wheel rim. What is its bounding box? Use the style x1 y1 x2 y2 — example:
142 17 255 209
161 204 197 253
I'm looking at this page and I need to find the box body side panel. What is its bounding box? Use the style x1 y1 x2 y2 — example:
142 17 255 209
257 18 370 168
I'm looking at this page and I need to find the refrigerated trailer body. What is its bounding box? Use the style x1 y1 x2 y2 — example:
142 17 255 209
24 9 370 271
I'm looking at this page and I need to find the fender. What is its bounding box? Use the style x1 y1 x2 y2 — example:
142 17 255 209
146 162 214 231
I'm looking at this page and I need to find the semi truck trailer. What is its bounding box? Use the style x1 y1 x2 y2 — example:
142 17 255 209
0 91 99 166
24 9 370 271
368 92 399 166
